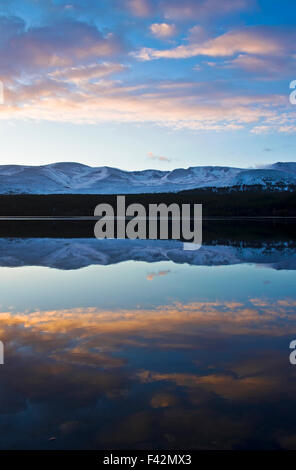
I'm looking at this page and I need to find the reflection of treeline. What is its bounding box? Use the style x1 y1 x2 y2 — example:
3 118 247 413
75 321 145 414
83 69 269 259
0 220 296 245
0 186 295 216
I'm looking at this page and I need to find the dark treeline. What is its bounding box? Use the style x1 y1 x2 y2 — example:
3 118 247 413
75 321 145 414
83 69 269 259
0 186 295 216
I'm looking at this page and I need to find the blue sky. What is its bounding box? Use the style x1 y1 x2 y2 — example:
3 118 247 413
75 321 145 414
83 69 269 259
0 0 295 170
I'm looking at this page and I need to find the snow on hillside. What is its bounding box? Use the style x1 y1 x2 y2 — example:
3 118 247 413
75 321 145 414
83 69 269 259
0 162 295 194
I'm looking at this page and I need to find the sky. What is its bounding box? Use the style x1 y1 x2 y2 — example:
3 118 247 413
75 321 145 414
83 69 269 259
0 0 295 170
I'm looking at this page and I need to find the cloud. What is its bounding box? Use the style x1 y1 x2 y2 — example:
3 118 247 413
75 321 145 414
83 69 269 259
49 62 127 83
224 53 296 78
161 0 252 20
149 23 177 39
134 26 296 61
147 152 171 162
187 25 209 43
126 0 152 17
0 14 294 135
122 0 252 21
0 16 122 78
1 75 292 133
0 76 292 133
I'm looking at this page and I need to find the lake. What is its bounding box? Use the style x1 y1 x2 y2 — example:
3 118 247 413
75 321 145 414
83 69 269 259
0 220 295 450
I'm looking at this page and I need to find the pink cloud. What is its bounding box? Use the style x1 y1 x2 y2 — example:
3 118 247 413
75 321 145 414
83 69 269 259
0 17 293 136
161 0 252 20
50 63 127 83
126 0 152 17
147 152 171 162
0 77 292 134
0 18 122 78
134 27 296 60
149 23 177 39
123 0 252 20
224 53 296 78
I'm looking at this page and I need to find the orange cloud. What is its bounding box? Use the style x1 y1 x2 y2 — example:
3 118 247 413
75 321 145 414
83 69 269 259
146 269 171 281
139 371 278 401
0 298 294 353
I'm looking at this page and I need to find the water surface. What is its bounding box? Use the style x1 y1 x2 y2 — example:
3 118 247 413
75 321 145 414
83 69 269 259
0 221 295 450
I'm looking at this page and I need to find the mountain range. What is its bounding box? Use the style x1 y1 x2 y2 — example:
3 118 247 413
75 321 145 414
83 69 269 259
0 162 296 194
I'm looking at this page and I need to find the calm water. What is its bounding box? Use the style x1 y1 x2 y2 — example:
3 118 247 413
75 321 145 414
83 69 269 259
0 222 295 450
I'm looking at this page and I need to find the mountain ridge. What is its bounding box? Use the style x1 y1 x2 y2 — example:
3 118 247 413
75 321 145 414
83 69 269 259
1 162 296 194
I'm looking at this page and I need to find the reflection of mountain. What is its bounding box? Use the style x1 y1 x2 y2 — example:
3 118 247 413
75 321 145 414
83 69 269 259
1 238 296 270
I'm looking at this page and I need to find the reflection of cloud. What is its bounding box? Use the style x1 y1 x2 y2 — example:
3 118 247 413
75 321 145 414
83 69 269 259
146 270 171 281
138 351 296 417
139 371 278 401
0 297 295 449
0 298 295 355
278 434 296 450
150 392 177 408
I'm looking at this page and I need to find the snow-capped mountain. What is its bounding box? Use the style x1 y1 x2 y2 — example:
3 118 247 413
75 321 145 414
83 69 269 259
0 162 295 194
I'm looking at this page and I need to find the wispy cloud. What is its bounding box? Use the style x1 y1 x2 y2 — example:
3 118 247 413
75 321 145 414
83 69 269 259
147 152 171 162
161 0 252 20
125 0 253 21
134 26 296 61
49 62 127 83
1 74 293 134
